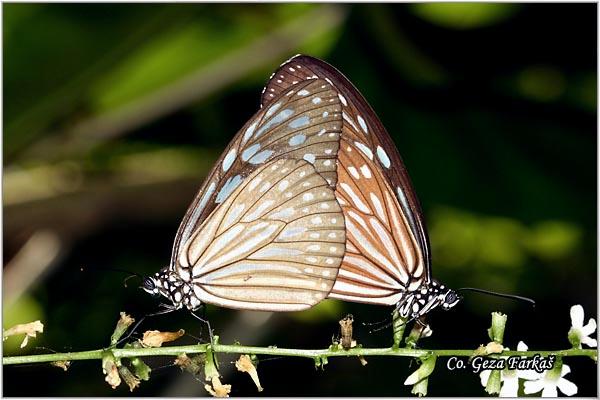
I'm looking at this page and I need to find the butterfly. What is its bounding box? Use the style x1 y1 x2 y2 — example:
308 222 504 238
260 55 461 321
143 78 349 312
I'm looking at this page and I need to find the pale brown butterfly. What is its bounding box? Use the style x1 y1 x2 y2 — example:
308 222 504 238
143 78 348 312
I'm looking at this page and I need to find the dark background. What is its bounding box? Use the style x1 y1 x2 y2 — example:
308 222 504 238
3 3 597 396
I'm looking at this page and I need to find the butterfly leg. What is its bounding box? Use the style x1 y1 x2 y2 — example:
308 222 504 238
362 312 394 334
367 320 393 334
405 316 431 350
190 309 213 345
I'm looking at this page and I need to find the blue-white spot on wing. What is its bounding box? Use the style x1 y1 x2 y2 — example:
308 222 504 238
170 78 343 271
177 159 346 311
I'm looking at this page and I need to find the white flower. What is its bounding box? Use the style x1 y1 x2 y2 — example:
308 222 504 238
568 304 597 348
479 341 540 397
523 363 577 397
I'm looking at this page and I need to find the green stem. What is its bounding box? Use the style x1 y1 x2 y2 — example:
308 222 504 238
3 345 596 365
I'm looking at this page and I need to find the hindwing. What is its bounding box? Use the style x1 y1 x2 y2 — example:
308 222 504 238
178 158 346 311
261 55 431 304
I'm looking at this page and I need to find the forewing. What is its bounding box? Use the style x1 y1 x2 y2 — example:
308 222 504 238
262 55 431 303
177 158 346 311
171 78 343 269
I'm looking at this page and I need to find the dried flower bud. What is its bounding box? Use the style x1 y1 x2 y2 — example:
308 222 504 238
102 356 121 389
235 354 263 392
471 341 505 360
204 376 231 397
358 355 368 366
485 341 504 354
175 353 204 376
50 360 71 371
110 312 135 345
118 365 140 392
3 320 44 348
141 329 185 347
339 314 354 350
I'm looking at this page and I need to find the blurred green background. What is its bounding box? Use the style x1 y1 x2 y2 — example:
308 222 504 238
3 3 596 396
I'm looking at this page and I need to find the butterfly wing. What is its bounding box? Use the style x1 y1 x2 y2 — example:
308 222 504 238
171 78 343 271
178 158 346 311
261 55 431 305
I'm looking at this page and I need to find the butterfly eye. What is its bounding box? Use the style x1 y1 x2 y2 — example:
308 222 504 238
443 291 460 310
142 277 156 293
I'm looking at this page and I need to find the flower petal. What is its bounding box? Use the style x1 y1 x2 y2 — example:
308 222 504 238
518 369 542 381
580 336 597 347
557 378 578 396
499 376 519 397
581 318 597 336
517 341 529 351
542 384 558 397
524 379 545 394
480 370 491 387
570 305 584 329
561 364 571 377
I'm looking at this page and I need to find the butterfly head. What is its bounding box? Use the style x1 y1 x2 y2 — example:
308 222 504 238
142 275 161 298
397 281 462 319
141 268 199 311
441 287 461 311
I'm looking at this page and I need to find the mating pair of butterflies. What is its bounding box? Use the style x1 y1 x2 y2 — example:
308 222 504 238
143 55 461 321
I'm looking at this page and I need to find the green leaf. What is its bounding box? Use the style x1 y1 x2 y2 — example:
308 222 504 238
411 3 518 30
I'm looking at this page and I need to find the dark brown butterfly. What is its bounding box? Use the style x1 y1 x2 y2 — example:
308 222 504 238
261 55 460 321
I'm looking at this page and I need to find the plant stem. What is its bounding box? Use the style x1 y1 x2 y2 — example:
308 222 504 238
3 345 597 365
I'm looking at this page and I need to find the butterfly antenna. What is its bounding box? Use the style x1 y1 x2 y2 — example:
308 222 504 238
80 266 145 288
457 287 536 307
123 274 141 288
